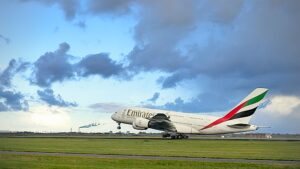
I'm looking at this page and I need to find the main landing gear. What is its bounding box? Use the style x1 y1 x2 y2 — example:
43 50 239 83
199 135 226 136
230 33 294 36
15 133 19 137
117 122 121 130
162 133 189 139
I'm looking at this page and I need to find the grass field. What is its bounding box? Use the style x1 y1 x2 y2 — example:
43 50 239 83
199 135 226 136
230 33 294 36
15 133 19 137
1 154 299 169
0 137 300 161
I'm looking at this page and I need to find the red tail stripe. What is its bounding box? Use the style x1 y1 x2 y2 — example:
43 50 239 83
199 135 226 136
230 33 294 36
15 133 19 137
201 101 247 130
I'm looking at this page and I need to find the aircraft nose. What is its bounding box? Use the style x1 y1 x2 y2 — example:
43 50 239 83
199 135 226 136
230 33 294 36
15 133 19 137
111 113 118 121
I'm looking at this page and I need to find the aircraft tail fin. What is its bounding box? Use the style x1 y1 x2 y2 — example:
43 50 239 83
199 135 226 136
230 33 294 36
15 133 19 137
202 88 268 130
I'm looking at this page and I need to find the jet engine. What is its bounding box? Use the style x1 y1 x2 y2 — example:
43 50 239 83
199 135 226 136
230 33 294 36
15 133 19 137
132 118 149 130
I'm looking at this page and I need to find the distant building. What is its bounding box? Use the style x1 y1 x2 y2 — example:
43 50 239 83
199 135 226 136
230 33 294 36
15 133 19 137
265 134 272 139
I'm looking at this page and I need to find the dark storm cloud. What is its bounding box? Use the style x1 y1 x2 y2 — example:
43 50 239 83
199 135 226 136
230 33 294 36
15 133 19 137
201 0 244 24
127 0 198 72
0 87 28 112
87 0 133 16
77 53 124 78
122 0 207 73
21 0 79 21
31 42 75 87
37 88 77 107
178 0 300 95
127 0 245 73
124 0 300 99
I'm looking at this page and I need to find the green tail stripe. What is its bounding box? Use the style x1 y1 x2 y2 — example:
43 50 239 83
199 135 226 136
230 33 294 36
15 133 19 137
245 91 267 107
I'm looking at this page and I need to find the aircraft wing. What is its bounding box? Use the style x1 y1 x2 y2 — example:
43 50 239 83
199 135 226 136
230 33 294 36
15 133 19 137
148 113 176 132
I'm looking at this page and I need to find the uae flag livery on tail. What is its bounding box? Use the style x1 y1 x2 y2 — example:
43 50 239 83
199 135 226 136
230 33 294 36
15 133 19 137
202 88 268 130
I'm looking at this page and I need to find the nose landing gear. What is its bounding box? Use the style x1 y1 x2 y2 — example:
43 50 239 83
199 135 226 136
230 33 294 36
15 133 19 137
117 122 121 130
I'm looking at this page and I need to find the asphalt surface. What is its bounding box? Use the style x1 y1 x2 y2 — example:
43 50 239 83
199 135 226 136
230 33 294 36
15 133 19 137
1 150 299 165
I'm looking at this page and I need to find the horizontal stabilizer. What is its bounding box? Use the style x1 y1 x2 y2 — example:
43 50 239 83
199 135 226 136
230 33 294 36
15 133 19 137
227 123 251 129
257 126 271 129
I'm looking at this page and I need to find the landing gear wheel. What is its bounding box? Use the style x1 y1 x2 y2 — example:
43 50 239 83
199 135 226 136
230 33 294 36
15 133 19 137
165 133 189 139
177 135 183 139
162 133 170 138
117 123 121 130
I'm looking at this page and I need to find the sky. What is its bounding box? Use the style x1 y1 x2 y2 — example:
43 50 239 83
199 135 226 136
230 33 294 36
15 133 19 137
0 0 300 134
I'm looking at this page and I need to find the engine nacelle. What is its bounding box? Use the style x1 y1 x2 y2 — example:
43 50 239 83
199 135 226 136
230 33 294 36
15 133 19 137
132 118 149 130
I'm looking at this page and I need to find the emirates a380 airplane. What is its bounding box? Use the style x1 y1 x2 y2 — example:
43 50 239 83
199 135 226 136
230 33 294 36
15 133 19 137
111 88 268 139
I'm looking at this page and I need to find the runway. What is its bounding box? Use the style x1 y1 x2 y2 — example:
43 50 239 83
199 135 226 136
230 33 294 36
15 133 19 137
1 150 299 165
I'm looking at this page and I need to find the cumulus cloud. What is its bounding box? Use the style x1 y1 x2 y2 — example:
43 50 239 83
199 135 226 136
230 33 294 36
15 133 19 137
262 96 300 116
254 95 300 133
31 43 128 87
30 43 127 107
0 59 19 87
37 88 77 107
77 53 124 78
0 59 30 112
0 59 29 87
31 42 75 87
0 87 29 112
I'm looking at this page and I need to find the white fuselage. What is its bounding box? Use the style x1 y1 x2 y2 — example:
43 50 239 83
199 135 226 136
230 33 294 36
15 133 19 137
111 107 258 135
